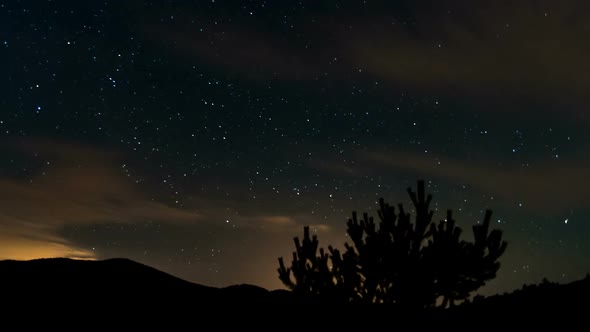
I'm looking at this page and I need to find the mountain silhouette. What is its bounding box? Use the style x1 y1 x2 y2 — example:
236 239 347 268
0 257 300 326
452 275 590 323
0 257 588 328
0 258 211 299
0 258 287 305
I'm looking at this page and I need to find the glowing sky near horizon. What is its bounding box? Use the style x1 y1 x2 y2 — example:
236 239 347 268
1 1 589 294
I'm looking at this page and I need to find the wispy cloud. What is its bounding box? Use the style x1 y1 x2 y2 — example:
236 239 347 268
306 158 359 177
141 1 590 121
205 212 332 234
141 19 322 80
346 1 590 112
361 150 590 213
0 140 200 260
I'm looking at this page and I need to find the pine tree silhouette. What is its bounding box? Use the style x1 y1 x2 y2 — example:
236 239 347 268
278 180 507 308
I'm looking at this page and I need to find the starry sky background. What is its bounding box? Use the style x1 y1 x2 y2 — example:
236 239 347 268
1 0 589 294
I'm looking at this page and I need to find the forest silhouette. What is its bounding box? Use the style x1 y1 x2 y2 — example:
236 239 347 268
278 180 507 308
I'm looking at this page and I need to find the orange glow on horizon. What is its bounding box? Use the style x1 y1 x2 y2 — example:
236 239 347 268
0 237 96 261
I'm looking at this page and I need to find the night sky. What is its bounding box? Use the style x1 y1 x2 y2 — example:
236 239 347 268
1 0 589 294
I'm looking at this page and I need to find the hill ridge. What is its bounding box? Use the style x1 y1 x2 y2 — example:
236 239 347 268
0 257 588 326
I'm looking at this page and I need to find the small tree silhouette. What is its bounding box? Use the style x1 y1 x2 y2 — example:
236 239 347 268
278 180 507 308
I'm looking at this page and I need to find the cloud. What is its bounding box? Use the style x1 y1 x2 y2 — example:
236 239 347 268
346 1 590 111
216 213 332 234
0 232 94 261
0 140 200 261
361 150 590 213
139 1 590 122
259 215 296 226
306 158 359 177
141 19 322 80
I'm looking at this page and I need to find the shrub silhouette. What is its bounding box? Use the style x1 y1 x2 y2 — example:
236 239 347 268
278 180 507 308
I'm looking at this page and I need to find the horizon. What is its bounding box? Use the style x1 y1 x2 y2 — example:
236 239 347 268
2 255 587 293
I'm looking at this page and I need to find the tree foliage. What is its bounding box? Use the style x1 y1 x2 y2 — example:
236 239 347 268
278 180 507 308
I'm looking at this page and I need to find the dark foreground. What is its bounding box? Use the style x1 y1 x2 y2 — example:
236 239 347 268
0 258 588 328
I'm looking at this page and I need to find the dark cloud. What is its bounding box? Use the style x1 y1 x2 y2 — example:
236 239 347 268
142 1 590 122
141 19 324 81
361 150 590 213
351 2 590 110
0 140 199 260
